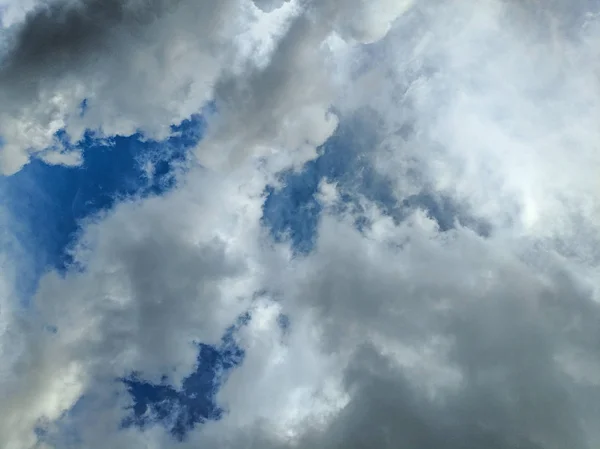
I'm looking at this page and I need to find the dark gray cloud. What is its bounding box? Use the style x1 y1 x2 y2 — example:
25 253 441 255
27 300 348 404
0 0 181 101
0 0 238 174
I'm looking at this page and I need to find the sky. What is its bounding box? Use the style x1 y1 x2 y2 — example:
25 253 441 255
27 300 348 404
2 0 600 448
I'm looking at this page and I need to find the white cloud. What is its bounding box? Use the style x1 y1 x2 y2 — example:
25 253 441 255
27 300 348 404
0 0 414 174
0 0 250 173
196 190 600 449
0 0 39 27
3 1 600 449
352 0 600 241
0 163 272 447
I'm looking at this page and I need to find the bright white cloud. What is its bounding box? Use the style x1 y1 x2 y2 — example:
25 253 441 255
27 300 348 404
0 0 39 28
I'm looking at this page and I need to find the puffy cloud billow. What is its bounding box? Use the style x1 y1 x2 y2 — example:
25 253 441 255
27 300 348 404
2 0 600 448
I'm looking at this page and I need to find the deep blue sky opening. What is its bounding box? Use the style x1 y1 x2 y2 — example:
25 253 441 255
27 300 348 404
262 111 398 253
1 114 205 297
121 313 249 440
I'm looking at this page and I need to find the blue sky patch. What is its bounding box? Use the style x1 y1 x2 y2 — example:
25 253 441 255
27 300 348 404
262 111 491 254
122 314 248 440
1 115 204 297
262 111 396 253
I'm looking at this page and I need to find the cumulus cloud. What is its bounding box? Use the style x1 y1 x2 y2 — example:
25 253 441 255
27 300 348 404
354 0 600 238
0 0 414 174
0 0 245 173
3 0 600 448
0 163 272 448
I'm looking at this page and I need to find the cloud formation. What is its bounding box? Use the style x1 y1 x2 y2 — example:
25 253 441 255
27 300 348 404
0 0 242 173
2 0 600 449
